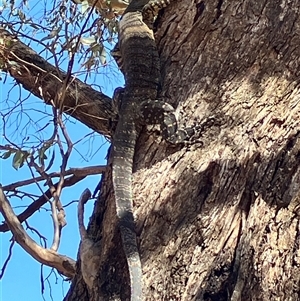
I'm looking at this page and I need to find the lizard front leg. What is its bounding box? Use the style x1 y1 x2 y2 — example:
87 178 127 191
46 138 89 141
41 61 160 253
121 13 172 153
139 100 199 144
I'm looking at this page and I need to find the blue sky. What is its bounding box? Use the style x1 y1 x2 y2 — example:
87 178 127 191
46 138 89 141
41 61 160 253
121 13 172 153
0 66 120 301
0 2 123 299
0 92 110 300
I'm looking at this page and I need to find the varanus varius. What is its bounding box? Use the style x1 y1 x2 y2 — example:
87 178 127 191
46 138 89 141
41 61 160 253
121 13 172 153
111 0 194 300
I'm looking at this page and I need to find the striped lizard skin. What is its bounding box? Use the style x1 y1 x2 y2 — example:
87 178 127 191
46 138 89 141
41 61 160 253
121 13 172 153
111 1 194 300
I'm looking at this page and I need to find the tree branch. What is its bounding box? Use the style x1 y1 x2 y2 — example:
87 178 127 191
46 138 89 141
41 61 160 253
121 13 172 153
0 186 76 278
2 165 106 192
0 170 106 233
0 28 113 138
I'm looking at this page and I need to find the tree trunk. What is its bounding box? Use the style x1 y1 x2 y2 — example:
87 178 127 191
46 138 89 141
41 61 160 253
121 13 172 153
3 0 300 300
65 1 300 300
67 0 300 300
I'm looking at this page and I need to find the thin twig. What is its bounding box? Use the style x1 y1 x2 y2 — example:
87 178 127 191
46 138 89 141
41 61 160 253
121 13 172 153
49 109 71 251
0 240 15 279
25 220 48 248
0 174 90 233
2 165 106 191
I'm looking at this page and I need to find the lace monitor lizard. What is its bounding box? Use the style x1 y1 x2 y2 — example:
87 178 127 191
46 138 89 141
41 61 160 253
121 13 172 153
111 1 192 300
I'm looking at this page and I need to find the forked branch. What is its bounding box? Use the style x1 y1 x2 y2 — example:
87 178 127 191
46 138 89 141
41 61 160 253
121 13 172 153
0 186 76 278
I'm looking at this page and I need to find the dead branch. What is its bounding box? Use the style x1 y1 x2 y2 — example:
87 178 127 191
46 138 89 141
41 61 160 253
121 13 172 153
48 110 73 251
0 186 76 278
77 188 102 290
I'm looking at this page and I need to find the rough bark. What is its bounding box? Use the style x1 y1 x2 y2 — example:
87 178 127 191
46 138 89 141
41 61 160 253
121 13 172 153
67 1 300 300
2 0 300 300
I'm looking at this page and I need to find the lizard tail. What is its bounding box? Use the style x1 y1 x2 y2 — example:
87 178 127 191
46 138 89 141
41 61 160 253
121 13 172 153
112 119 143 300
119 221 143 301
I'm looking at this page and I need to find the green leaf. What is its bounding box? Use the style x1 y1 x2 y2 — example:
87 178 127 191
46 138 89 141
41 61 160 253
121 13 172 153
99 47 107 65
12 150 24 170
38 148 47 165
18 9 26 21
1 150 13 159
37 142 53 166
45 150 55 172
11 150 30 170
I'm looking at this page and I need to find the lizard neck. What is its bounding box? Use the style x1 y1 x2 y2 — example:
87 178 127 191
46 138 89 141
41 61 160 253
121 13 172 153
120 11 160 100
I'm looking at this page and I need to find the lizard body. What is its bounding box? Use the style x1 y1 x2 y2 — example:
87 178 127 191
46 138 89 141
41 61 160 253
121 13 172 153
112 1 192 300
112 3 158 299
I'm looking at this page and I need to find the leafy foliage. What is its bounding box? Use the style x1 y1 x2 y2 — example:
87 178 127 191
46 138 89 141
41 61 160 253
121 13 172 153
0 0 120 75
